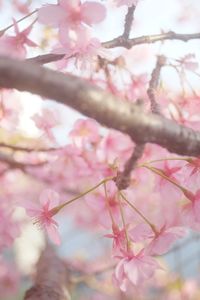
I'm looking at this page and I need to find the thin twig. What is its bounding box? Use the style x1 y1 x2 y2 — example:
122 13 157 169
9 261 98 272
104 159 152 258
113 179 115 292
0 152 47 172
147 55 166 114
122 5 136 39
115 143 145 190
0 9 38 37
0 142 60 152
26 54 65 65
103 31 200 49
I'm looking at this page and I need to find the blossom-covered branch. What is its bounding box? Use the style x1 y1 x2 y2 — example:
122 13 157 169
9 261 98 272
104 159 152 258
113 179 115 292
0 56 200 156
103 31 200 49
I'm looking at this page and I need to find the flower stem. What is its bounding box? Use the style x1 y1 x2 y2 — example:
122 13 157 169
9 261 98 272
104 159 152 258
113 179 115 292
0 9 38 36
51 176 114 214
103 182 116 226
141 164 189 195
119 191 157 234
118 192 130 250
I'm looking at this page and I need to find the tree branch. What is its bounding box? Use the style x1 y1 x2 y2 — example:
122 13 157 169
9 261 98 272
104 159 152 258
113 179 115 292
115 143 145 190
0 56 200 156
147 55 166 114
26 54 65 65
24 244 71 300
103 31 200 49
0 142 60 152
122 5 136 39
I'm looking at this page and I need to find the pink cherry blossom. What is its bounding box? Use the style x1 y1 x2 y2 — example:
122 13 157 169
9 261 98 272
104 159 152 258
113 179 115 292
178 54 199 71
25 189 61 245
181 158 200 191
147 226 187 255
12 0 31 14
130 220 187 256
52 26 105 70
32 108 60 142
98 130 134 168
86 180 120 228
182 189 200 229
153 160 183 202
0 20 36 58
38 0 106 45
113 249 159 291
0 89 21 130
105 224 127 254
70 118 100 146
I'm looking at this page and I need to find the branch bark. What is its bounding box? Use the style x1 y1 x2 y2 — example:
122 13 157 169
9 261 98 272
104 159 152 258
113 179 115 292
103 31 200 49
0 56 200 156
122 5 136 39
24 244 71 300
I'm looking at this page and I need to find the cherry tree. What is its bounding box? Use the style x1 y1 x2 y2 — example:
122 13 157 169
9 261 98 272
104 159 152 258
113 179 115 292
0 0 200 299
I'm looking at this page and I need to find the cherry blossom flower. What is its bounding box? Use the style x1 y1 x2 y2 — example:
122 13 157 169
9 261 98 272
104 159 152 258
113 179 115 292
25 189 61 245
181 157 200 191
32 108 60 142
86 180 120 228
113 249 159 291
182 189 200 230
179 54 199 71
0 89 21 130
38 0 106 45
147 226 187 255
70 118 100 146
98 130 134 168
129 222 184 255
0 20 36 58
12 0 31 14
105 224 127 254
153 160 183 202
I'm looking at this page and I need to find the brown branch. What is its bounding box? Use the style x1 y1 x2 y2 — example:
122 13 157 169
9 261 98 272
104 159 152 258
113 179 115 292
24 244 71 300
26 54 65 65
1 56 200 156
147 55 166 114
0 142 60 152
115 143 145 190
0 152 47 172
103 31 200 49
122 5 136 39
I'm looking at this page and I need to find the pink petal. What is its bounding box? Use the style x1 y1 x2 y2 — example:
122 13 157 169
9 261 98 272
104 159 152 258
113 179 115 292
23 202 41 217
46 224 61 245
81 2 106 25
39 189 60 209
25 38 37 47
38 5 66 26
124 259 139 285
59 0 80 10
115 258 126 281
13 18 19 35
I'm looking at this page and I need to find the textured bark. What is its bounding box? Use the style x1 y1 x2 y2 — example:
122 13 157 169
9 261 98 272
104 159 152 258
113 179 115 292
24 245 70 300
0 57 200 156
